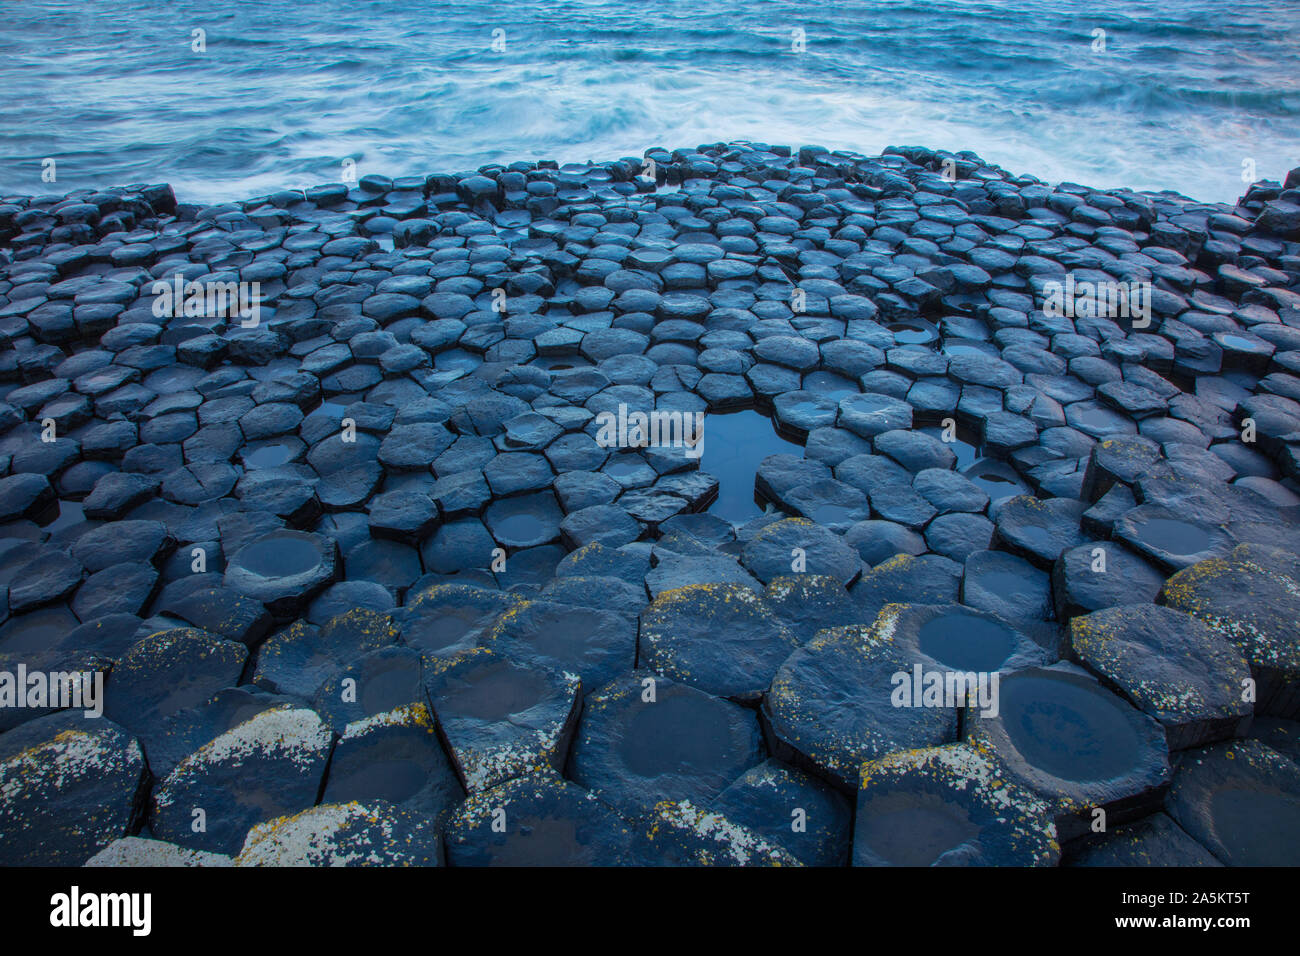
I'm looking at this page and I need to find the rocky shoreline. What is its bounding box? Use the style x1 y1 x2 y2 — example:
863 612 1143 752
1 141 1298 866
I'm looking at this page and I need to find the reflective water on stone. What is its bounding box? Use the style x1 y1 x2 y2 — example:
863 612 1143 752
1001 674 1141 783
1135 517 1214 556
918 612 1017 672
238 532 321 577
700 408 801 524
963 458 1028 502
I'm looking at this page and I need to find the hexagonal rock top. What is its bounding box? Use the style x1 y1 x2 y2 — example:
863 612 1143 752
0 711 146 866
740 517 861 587
443 771 640 866
568 673 763 817
1164 739 1300 866
223 529 339 617
763 623 958 792
151 706 334 856
1160 552 1300 718
965 664 1170 842
855 744 1060 866
236 800 443 866
1068 604 1253 750
639 582 797 702
422 647 581 793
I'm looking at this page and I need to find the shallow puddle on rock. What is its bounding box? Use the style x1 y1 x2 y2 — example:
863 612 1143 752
621 692 740 775
244 443 296 469
918 425 979 469
493 510 548 544
238 533 321 578
1218 334 1258 351
1134 517 1213 557
856 791 979 865
888 320 938 346
963 457 1027 502
802 370 858 400
437 658 549 721
810 503 860 526
700 408 801 524
1001 674 1141 783
918 612 1018 672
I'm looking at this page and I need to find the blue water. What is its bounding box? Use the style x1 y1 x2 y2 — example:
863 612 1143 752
1 0 1296 205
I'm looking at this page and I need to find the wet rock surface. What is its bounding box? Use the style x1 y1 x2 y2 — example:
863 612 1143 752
1 142 1297 865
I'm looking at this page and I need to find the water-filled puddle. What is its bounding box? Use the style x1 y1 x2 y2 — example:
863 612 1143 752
1133 518 1213 557
237 532 321 578
963 457 1028 503
1210 789 1300 867
621 692 741 776
493 510 548 545
244 442 297 469
918 611 1018 673
1218 334 1259 351
856 792 979 866
1001 674 1141 783
436 658 549 721
603 456 648 479
918 425 979 469
810 503 860 526
888 320 938 346
699 408 802 524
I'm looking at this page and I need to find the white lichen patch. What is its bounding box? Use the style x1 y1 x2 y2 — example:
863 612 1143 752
0 727 140 806
648 799 800 866
154 706 331 809
236 801 426 866
85 836 232 867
